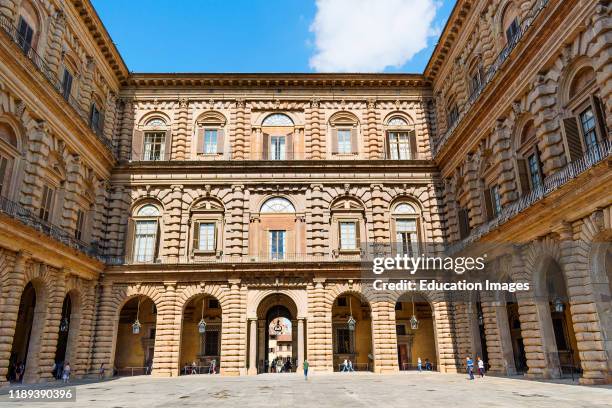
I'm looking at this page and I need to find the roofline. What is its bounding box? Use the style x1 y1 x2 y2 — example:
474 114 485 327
128 72 425 78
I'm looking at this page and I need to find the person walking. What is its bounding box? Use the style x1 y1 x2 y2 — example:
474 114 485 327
466 357 474 380
99 363 105 380
347 360 354 372
342 359 348 372
303 359 309 380
417 357 422 372
477 357 485 378
62 362 71 383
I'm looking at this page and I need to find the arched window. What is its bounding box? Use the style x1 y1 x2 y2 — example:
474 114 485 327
329 112 359 156
391 202 421 256
128 203 162 263
446 98 459 129
261 197 295 213
262 114 294 127
189 198 224 255
133 116 171 161
0 121 20 198
385 114 416 160
501 2 520 45
515 119 543 196
561 65 606 162
16 1 40 53
195 112 226 157
89 97 105 136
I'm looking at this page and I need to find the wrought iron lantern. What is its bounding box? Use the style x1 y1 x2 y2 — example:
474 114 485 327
132 296 142 334
410 296 419 330
198 297 207 334
273 319 283 334
59 317 69 332
347 295 356 331
478 313 484 326
553 297 565 313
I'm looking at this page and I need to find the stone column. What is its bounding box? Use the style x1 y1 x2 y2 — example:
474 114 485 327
173 98 188 160
297 318 305 370
20 120 52 213
306 278 333 372
91 282 115 378
44 10 67 77
79 56 95 118
248 318 257 375
74 281 96 378
371 299 399 373
219 279 245 376
481 299 517 375
433 300 460 373
0 250 28 385
151 282 180 377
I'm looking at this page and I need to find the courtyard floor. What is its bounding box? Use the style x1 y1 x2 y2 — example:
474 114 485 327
0 371 611 408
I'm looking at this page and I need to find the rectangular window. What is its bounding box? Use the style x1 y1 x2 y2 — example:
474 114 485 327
447 106 459 128
61 68 73 100
388 132 411 160
134 220 158 262
336 328 354 354
579 107 598 151
143 132 165 161
337 129 352 154
270 136 286 160
75 209 85 240
90 103 101 133
396 219 418 256
0 156 8 196
39 185 54 221
505 18 520 44
204 129 218 154
458 207 471 239
269 230 286 260
527 153 543 190
203 330 220 356
17 16 34 53
339 221 357 250
490 186 502 217
197 222 216 251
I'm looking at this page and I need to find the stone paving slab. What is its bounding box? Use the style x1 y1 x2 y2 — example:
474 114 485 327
0 372 611 408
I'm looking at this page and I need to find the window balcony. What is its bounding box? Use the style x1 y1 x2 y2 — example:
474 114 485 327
432 0 550 157
0 195 103 261
0 14 115 156
446 139 611 255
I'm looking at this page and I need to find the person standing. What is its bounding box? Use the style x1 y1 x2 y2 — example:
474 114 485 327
99 363 105 380
466 357 474 380
348 360 354 372
417 357 422 372
303 359 309 380
62 362 71 383
477 357 485 378
342 359 348 372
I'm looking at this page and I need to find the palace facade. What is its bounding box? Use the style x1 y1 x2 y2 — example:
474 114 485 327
0 0 609 385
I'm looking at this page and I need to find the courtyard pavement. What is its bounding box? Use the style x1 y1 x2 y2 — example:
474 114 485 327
0 371 611 408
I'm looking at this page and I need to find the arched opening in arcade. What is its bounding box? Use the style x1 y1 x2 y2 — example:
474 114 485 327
505 291 527 374
469 292 489 369
395 293 437 371
254 293 300 373
7 281 43 383
332 292 373 372
114 295 157 376
179 294 222 375
53 291 80 379
590 233 612 378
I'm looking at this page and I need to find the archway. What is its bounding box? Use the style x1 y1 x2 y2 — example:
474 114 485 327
505 292 527 374
395 293 436 371
7 282 37 383
254 293 299 373
114 296 157 376
332 293 373 371
179 294 222 375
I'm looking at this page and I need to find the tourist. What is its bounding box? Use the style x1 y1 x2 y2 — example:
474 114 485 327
466 357 474 380
425 359 432 371
417 357 422 372
99 363 105 379
209 359 216 374
15 362 24 383
62 362 71 383
303 359 309 380
342 359 348 372
477 357 485 378
270 360 276 373
191 360 198 374
347 360 354 372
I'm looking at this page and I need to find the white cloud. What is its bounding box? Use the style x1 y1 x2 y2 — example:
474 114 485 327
309 0 440 72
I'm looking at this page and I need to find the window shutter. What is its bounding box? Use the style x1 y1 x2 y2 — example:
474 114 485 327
196 128 205 154
286 133 293 159
331 128 338 154
125 218 135 262
217 128 225 154
350 128 358 153
458 209 469 239
484 188 494 221
164 129 172 160
562 117 583 162
355 221 361 248
0 157 7 195
132 130 144 160
262 133 269 160
590 95 608 140
409 131 417 159
98 111 105 135
516 158 530 196
155 221 161 259
192 221 200 252
213 223 218 251
385 132 391 159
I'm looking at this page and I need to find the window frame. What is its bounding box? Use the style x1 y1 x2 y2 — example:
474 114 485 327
130 204 162 264
338 220 358 252
143 131 166 161
336 128 352 155
39 185 55 222
390 202 421 256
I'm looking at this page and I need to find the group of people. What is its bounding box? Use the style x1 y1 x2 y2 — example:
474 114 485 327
51 361 71 382
416 357 434 371
6 361 25 383
267 358 293 373
340 359 355 372
186 359 217 374
465 356 486 380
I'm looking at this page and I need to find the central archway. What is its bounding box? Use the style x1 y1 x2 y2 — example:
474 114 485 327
255 293 299 373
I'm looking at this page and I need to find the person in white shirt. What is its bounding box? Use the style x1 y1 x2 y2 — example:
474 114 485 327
477 356 485 378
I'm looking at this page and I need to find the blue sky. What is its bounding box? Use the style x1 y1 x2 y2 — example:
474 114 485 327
92 0 455 73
